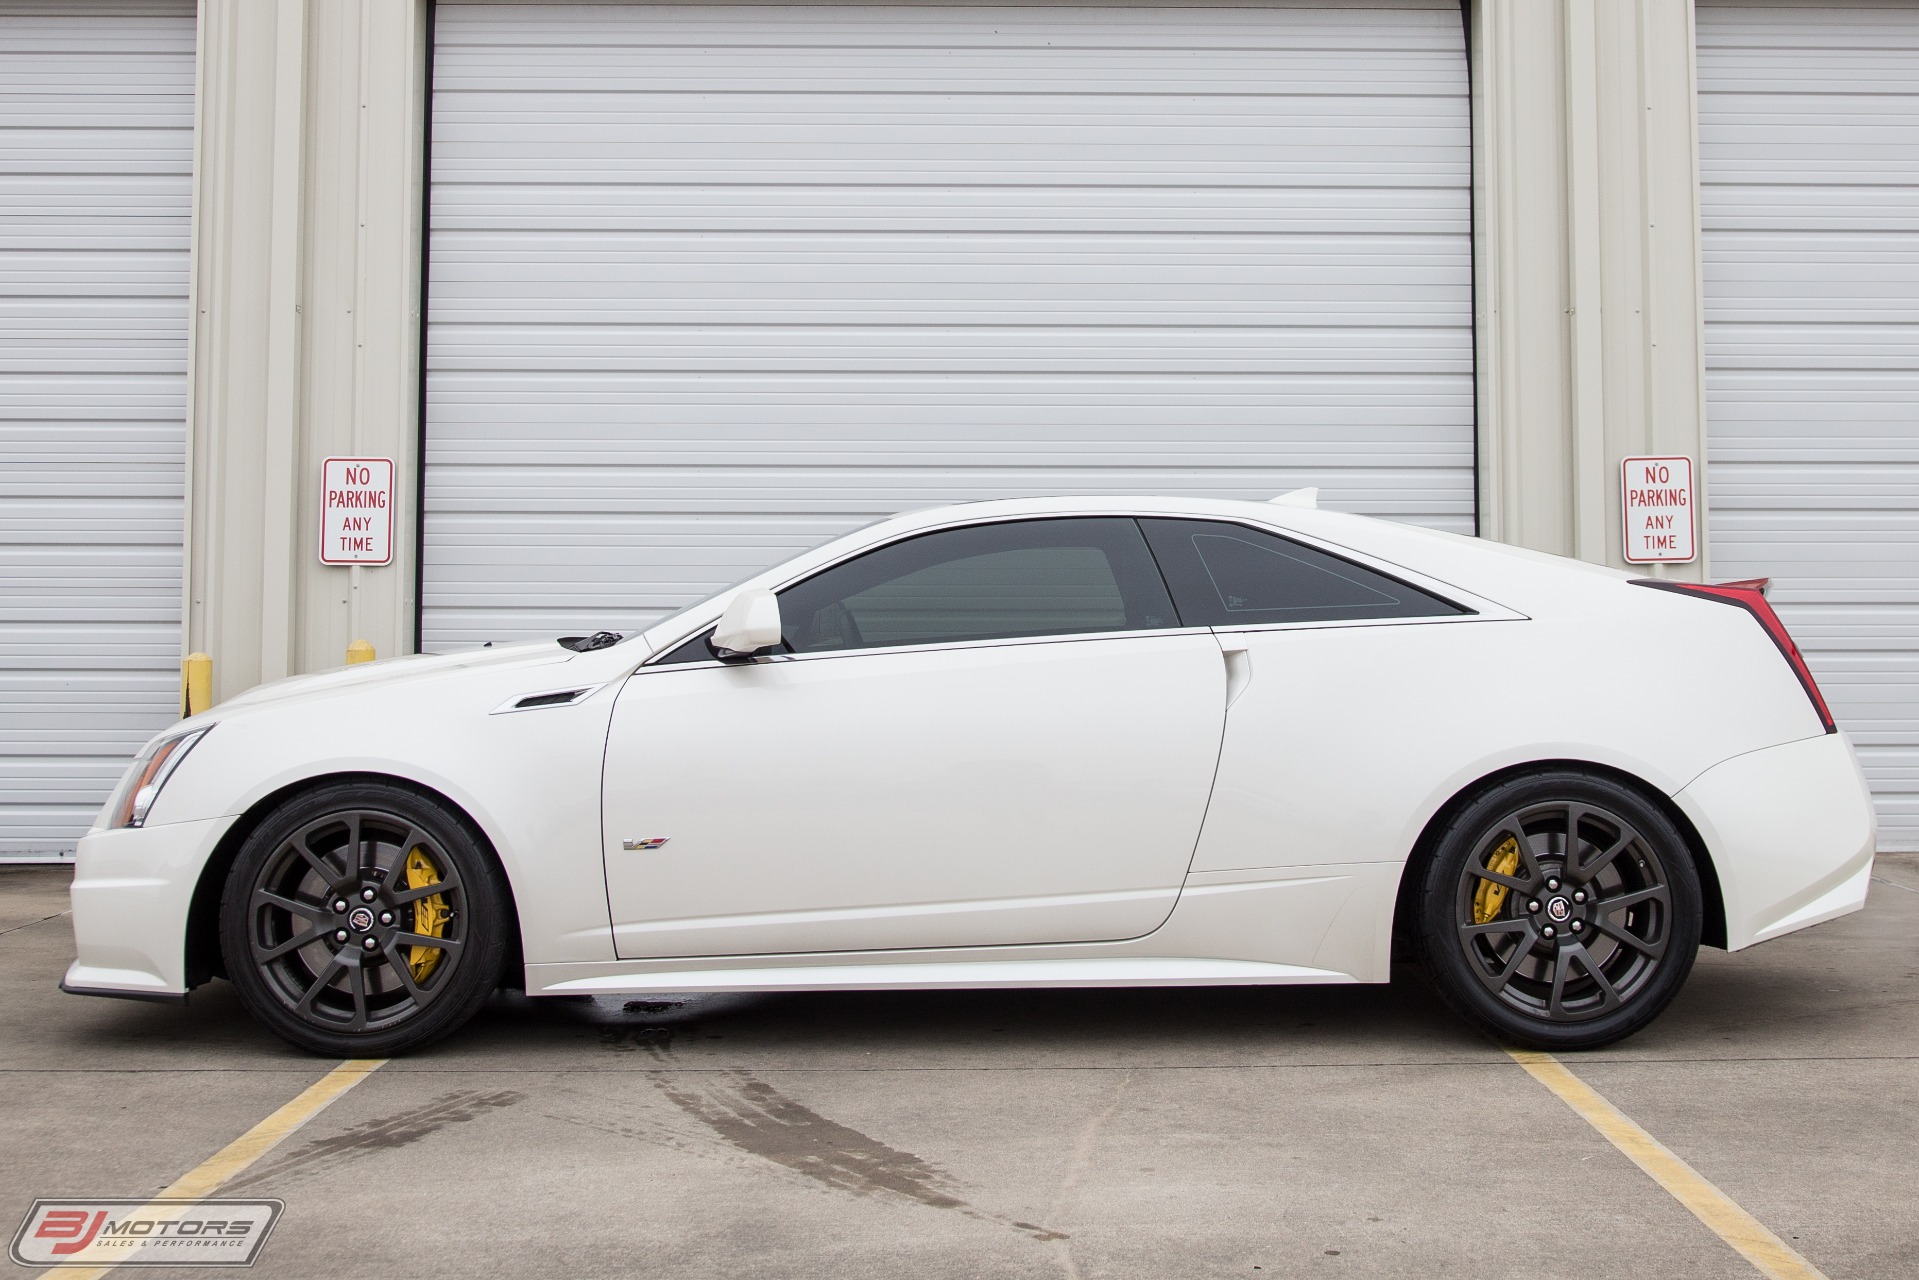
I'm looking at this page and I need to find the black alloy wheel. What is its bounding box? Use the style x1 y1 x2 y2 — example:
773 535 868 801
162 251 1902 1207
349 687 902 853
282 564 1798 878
220 781 509 1056
1413 770 1702 1050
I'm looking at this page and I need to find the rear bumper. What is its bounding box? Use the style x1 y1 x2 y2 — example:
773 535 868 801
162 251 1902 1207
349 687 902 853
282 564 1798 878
62 816 232 1000
1675 731 1876 951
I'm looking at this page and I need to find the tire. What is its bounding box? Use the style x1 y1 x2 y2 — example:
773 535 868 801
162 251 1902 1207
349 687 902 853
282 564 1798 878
1412 770 1702 1050
219 781 510 1056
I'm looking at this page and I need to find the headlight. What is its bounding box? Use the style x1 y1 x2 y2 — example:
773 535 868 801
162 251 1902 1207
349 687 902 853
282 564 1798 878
102 726 211 830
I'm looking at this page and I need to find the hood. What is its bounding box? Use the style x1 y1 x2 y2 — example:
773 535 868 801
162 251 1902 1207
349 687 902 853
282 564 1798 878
213 641 580 715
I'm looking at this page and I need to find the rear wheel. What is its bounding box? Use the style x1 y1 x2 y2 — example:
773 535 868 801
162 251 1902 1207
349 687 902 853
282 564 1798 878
219 782 509 1056
1413 771 1702 1050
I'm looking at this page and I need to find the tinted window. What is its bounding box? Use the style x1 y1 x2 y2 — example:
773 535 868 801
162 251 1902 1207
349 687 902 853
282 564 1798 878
774 518 1178 654
1140 518 1465 626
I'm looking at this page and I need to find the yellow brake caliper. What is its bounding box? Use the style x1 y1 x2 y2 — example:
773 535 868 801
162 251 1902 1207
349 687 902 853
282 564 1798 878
1472 837 1522 925
404 846 452 984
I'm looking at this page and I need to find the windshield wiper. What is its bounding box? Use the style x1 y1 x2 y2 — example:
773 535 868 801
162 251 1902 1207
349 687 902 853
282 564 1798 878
557 631 624 653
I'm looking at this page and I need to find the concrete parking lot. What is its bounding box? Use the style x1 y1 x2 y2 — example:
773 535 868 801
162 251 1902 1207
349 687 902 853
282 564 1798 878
3 858 1916 1280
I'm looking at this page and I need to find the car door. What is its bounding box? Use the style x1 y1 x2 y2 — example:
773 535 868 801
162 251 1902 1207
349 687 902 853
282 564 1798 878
601 517 1227 959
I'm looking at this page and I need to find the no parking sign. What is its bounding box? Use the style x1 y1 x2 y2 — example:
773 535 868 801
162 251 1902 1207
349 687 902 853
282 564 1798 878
1622 456 1695 564
319 457 394 566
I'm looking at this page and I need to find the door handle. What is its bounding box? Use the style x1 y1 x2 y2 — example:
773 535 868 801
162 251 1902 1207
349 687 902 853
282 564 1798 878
1220 644 1253 709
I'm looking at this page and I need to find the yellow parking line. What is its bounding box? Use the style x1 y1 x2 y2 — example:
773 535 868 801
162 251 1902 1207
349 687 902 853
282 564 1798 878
38 1058 384 1279
1506 1049 1827 1280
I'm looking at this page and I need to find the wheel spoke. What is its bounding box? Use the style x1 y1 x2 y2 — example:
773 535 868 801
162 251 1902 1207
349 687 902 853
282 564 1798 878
393 931 462 957
389 874 460 906
293 953 347 1016
1574 822 1640 883
1567 942 1623 1012
1469 925 1537 996
1489 824 1545 888
253 888 323 921
255 928 327 962
1472 867 1533 895
346 812 370 878
1589 911 1667 959
346 962 368 1031
286 820 350 889
381 941 441 1009
1548 946 1575 1019
1595 884 1668 915
1461 919 1532 939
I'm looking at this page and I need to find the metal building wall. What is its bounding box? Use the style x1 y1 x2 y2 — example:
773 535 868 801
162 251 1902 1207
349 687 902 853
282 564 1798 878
420 1 1474 647
1698 1 1919 847
0 0 196 856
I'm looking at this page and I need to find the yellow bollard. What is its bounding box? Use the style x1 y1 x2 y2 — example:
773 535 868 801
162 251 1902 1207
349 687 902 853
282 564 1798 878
181 653 213 718
345 639 376 666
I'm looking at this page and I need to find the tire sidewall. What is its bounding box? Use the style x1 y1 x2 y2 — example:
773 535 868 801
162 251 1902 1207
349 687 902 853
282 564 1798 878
219 781 510 1056
1416 771 1703 1050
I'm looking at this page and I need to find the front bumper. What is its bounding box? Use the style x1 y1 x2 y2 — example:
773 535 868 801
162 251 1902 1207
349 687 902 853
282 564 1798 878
62 815 234 1000
1675 731 1876 950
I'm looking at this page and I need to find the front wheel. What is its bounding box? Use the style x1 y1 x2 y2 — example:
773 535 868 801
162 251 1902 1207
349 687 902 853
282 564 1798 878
1413 771 1702 1050
219 782 510 1056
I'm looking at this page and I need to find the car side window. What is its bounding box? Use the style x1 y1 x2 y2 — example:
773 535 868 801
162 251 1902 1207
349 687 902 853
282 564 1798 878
1139 517 1466 626
775 517 1179 654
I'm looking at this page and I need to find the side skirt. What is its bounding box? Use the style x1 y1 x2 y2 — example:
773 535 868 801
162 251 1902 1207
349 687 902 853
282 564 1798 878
524 955 1358 997
525 860 1406 996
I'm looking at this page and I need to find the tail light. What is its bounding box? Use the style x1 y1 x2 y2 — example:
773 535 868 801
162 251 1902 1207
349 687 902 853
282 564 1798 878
1632 578 1836 734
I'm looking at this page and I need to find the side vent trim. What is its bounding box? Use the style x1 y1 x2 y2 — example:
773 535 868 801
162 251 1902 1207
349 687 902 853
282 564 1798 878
490 683 607 715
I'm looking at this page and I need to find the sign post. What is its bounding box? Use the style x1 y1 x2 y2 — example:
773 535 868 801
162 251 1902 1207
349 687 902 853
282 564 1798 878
319 457 394 566
1621 455 1696 565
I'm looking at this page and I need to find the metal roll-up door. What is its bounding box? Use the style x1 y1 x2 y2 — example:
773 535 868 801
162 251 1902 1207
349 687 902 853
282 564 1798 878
422 0 1472 649
0 1 195 858
1698 2 1919 848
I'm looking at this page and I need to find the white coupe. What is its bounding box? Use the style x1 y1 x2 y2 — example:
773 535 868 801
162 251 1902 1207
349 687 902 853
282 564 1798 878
64 496 1876 1055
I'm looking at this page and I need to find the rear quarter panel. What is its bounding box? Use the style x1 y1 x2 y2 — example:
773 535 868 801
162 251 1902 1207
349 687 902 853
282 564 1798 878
1192 580 1827 877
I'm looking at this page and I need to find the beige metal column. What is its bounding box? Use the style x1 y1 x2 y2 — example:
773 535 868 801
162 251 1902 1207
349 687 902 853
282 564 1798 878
183 0 429 702
1471 0 1711 576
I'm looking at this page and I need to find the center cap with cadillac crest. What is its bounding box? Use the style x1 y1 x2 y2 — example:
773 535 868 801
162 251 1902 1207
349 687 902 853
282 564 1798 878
348 906 375 933
1546 897 1572 922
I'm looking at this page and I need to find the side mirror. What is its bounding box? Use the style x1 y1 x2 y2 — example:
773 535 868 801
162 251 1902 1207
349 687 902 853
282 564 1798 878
711 588 783 658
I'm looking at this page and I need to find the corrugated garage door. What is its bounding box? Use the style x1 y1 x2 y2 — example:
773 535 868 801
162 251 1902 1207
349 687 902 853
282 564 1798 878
423 0 1472 648
1698 2 1919 848
0 1 195 858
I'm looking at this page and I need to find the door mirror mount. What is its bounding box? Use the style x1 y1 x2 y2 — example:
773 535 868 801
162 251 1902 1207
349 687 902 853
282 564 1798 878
710 587 783 659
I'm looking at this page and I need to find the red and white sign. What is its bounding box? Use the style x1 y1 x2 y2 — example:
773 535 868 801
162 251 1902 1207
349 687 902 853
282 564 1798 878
320 457 394 565
1622 455 1695 564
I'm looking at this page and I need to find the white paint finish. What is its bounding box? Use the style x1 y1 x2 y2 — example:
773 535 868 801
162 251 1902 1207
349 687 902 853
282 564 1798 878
0 1 196 857
1673 730 1876 949
1697 2 1919 847
144 641 623 967
1191 594 1826 877
529 861 1399 993
531 957 1356 997
67 815 233 993
422 1 1472 648
602 631 1226 956
61 499 1875 1003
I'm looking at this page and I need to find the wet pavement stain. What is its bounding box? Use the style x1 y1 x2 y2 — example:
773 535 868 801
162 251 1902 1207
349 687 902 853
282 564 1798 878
230 1089 524 1189
653 1070 1066 1242
599 1022 678 1053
